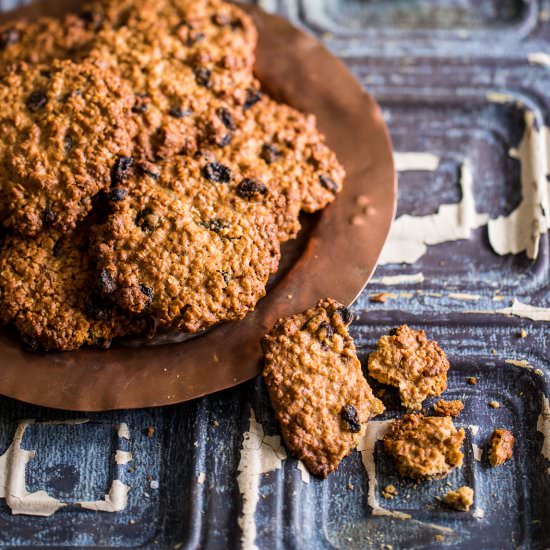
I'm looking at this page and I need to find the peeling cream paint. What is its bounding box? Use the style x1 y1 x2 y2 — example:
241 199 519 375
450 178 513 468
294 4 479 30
469 425 480 436
505 359 534 369
197 472 206 485
472 444 483 462
115 450 133 465
471 299 550 321
473 507 485 519
118 423 130 440
394 152 439 172
79 480 129 512
527 52 550 67
537 396 550 462
370 273 425 285
237 408 286 550
379 159 488 265
448 292 481 301
296 460 310 483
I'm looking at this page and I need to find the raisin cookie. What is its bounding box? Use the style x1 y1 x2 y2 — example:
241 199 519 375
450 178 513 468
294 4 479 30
0 224 143 351
383 414 465 480
262 299 385 477
93 155 281 332
368 325 450 410
0 59 136 236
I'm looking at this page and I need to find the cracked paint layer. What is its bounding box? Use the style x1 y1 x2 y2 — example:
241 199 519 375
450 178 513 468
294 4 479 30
79 480 130 512
380 159 488 264
237 408 286 550
537 396 550 463
527 52 550 67
472 299 550 321
371 272 425 285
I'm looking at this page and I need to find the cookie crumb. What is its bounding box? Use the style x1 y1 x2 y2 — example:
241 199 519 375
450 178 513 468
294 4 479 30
433 399 464 418
519 329 527 338
434 534 444 542
466 376 477 385
488 429 514 466
370 292 390 303
489 400 500 409
491 348 497 356
443 486 474 511
146 426 155 437
382 484 398 499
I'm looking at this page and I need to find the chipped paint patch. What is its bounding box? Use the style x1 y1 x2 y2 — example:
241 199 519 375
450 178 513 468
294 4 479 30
527 52 550 67
448 293 481 301
79 480 129 512
394 152 439 172
471 299 550 321
118 423 130 440
296 460 310 483
371 272 425 285
472 444 483 462
115 450 133 465
473 507 485 519
237 408 286 550
197 472 206 485
380 159 488 264
505 359 534 369
537 396 550 462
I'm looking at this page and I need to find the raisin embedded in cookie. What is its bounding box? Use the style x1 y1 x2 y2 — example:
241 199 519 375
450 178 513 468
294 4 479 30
262 299 385 478
368 325 450 410
93 155 281 332
0 225 144 351
0 59 136 236
488 429 514 467
383 414 465 480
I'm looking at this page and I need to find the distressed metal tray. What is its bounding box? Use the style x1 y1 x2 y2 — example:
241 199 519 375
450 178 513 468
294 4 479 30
0 0 548 548
0 0 396 412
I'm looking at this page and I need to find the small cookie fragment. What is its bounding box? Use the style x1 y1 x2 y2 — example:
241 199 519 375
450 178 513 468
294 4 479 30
488 429 514 467
262 299 384 478
443 486 474 511
433 399 464 418
383 414 465 480
489 400 500 409
382 484 398 499
466 376 477 385
368 325 450 410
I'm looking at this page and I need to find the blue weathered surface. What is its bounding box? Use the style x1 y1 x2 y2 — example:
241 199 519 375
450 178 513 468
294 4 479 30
0 0 548 548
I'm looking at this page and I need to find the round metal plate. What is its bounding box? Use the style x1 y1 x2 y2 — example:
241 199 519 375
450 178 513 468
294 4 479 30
0 1 396 411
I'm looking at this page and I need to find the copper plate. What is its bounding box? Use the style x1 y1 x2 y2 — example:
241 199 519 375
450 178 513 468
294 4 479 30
0 0 396 411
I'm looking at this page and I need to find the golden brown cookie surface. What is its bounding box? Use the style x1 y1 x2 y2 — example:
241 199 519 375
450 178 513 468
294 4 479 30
383 414 464 480
93 155 281 332
368 325 450 410
0 223 143 351
262 299 384 478
0 59 136 236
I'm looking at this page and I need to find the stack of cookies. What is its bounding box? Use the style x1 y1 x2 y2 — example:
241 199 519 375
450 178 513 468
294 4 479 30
0 0 344 351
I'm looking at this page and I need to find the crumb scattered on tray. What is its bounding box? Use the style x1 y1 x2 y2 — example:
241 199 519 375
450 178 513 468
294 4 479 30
433 399 464 418
262 298 384 478
488 429 514 467
368 325 450 410
370 292 391 303
146 426 155 437
443 486 474 511
466 377 477 385
382 484 398 499
519 329 527 338
434 534 445 542
383 414 464 480
489 400 500 409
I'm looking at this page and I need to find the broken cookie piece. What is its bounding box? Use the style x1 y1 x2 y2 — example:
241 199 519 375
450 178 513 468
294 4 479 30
488 429 514 467
368 325 450 410
433 399 464 418
262 298 384 478
383 414 465 480
443 486 474 511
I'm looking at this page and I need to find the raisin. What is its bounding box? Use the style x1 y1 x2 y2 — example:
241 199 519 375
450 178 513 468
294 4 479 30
99 268 116 294
236 178 267 200
139 284 154 305
63 132 74 154
52 239 63 258
108 187 128 201
20 333 40 352
168 106 191 118
27 90 47 112
111 155 133 186
217 133 232 147
42 206 56 225
80 9 104 30
202 162 231 183
260 143 282 164
388 328 398 336
217 107 236 131
341 405 361 433
319 174 339 193
335 306 353 325
137 162 160 180
0 28 19 50
132 94 149 114
243 88 262 111
318 321 334 340
186 31 205 46
193 67 211 88
201 219 228 233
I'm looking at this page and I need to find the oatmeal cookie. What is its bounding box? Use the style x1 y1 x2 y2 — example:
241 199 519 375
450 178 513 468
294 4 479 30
443 486 474 512
368 325 450 410
0 224 143 351
262 299 385 478
383 414 465 480
0 59 135 236
433 399 464 418
0 14 95 68
488 429 514 467
93 155 281 332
